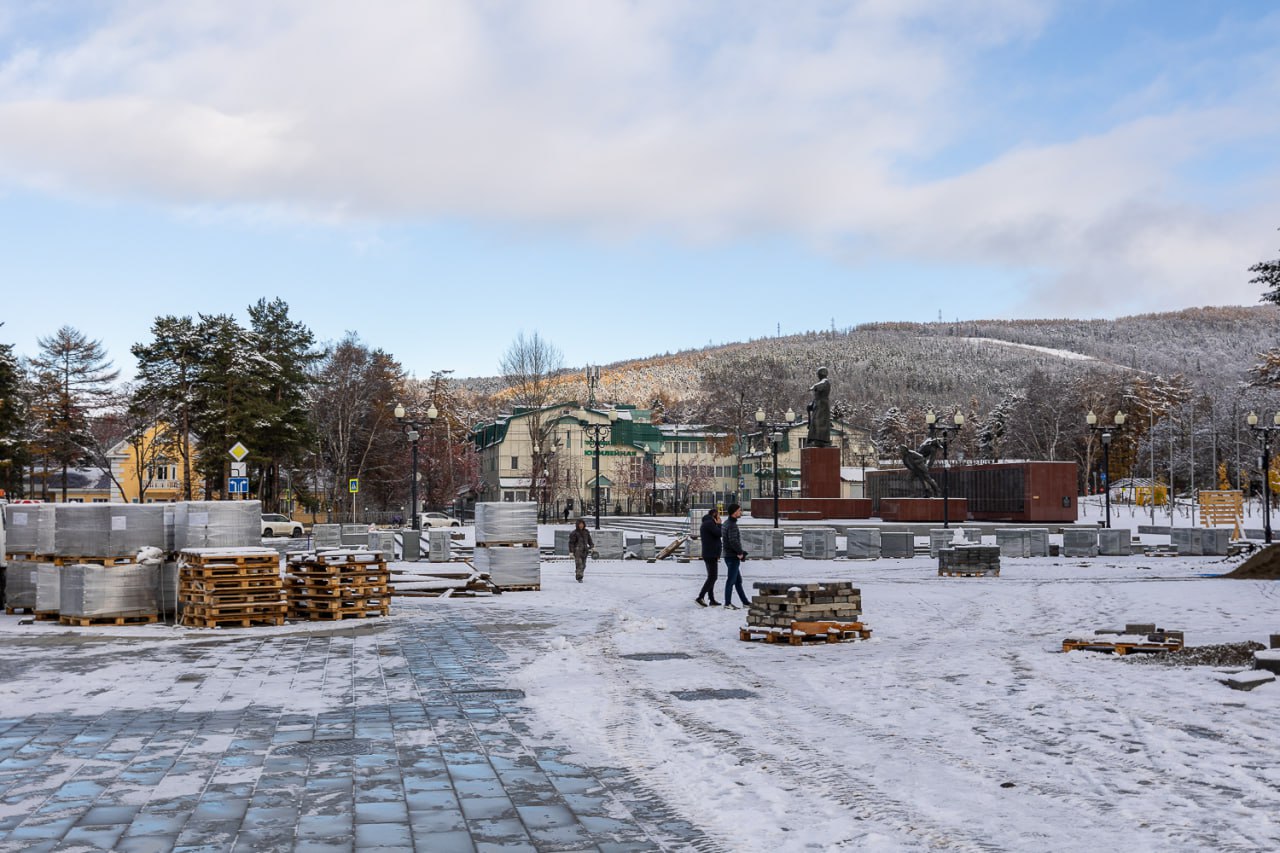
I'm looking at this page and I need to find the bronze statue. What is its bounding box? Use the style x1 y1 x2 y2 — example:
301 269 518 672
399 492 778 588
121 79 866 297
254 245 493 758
900 438 944 497
806 367 832 447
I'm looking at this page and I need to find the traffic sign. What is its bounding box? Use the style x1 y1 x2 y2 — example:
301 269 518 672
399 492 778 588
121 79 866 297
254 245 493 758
228 477 249 494
230 462 247 478
229 442 249 462
349 478 360 494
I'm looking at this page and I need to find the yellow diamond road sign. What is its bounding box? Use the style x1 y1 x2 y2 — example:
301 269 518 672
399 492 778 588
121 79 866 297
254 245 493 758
229 442 249 462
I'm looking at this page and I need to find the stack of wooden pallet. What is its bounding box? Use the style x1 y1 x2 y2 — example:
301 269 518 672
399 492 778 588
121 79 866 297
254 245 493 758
285 549 390 620
179 548 285 628
938 545 1001 577
1062 623 1185 656
740 581 871 645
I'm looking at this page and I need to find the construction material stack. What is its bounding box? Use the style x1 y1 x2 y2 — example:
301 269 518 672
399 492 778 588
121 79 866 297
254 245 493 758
427 529 452 563
801 529 837 560
174 501 261 550
591 529 624 560
3 560 40 615
881 531 915 558
59 563 158 626
844 528 881 559
313 524 342 549
179 547 285 628
286 549 390 620
938 545 1001 577
340 524 368 547
626 535 656 560
740 581 871 645
473 502 540 589
1063 529 1099 557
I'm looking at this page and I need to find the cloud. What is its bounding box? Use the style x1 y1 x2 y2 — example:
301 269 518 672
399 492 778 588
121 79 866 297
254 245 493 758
0 0 1277 313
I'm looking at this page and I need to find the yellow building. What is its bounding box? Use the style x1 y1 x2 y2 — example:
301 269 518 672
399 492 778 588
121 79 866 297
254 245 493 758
106 424 200 503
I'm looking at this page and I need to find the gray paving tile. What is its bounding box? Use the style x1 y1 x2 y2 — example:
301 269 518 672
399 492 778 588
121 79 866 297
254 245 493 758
458 796 516 822
113 836 178 853
352 821 412 848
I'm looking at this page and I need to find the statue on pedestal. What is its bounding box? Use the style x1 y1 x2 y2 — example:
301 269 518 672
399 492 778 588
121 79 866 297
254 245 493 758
900 438 944 497
807 367 832 448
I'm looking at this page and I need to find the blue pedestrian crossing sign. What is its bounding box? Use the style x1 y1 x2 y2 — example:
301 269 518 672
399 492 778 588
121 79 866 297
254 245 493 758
227 477 249 494
349 478 360 494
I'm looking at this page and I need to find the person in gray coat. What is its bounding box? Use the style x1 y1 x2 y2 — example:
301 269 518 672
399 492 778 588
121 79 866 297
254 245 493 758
568 519 593 583
721 504 749 609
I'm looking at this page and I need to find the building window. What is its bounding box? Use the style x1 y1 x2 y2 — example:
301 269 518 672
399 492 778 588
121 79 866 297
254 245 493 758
511 456 519 470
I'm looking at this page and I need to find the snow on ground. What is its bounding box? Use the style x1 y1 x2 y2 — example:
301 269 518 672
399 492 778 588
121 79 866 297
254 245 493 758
961 336 1098 363
3 501 1278 850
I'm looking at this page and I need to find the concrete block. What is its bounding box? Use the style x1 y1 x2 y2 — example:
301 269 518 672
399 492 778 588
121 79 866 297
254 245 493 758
1063 529 1099 558
845 528 881 559
881 531 915 559
1097 528 1130 556
1027 528 1050 557
1171 527 1203 556
996 529 1030 558
1201 528 1232 557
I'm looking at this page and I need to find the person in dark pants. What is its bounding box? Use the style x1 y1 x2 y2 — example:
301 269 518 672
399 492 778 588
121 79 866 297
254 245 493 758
695 507 722 606
721 503 749 609
568 518 593 583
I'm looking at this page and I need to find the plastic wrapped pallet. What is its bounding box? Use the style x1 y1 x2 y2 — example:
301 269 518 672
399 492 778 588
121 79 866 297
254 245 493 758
54 503 111 557
770 529 786 558
4 504 56 555
313 524 342 549
553 529 571 556
5 560 39 609
474 546 540 588
961 528 982 544
625 535 656 560
156 560 181 616
175 501 262 550
1171 528 1204 556
844 528 881 559
685 536 703 559
400 529 421 561
740 528 774 560
368 530 395 561
163 504 176 552
1097 528 1130 556
929 529 966 558
801 529 837 559
1202 528 1232 557
60 563 158 618
340 523 369 547
1027 528 1050 557
475 502 537 544
881 531 915 558
427 528 451 562
1063 529 1099 558
108 504 168 556
592 529 625 560
996 529 1030 558
37 564 61 613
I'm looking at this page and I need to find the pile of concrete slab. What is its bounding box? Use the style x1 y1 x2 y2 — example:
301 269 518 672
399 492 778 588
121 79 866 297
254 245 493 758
938 545 1001 577
746 581 863 629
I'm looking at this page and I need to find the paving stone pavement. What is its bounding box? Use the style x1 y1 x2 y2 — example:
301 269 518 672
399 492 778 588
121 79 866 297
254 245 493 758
0 610 710 852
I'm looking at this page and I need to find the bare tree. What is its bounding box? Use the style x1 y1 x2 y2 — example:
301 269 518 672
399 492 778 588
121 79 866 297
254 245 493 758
499 331 565 519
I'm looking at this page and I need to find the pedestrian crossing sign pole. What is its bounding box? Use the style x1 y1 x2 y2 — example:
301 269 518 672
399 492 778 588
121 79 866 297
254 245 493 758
349 478 359 494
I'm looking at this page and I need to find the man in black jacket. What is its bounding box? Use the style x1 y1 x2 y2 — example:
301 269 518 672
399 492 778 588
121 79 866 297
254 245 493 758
695 508 722 606
721 504 749 609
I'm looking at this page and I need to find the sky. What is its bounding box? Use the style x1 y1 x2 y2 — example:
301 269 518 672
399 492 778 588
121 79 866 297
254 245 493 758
1 0 1278 380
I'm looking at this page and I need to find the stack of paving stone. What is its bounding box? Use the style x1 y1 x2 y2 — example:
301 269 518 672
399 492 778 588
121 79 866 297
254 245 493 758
59 563 159 626
741 581 870 645
367 530 396 561
427 528 452 563
881 531 915 558
312 524 342 549
553 529 571 556
340 523 369 547
1097 528 1131 556
173 501 261 550
625 535 656 560
938 545 1001 577
3 560 40 614
1063 529 1099 557
179 547 285 628
929 529 980 557
741 528 784 560
286 549 390 620
591 529 625 560
844 528 881 559
801 528 837 559
3 503 56 557
474 502 540 589
399 529 421 562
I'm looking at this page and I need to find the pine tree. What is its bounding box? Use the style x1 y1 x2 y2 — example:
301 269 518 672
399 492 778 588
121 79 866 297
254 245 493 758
30 326 119 500
132 315 202 499
0 338 27 497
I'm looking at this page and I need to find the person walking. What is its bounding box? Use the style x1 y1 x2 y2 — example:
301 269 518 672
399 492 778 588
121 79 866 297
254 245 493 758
695 507 722 606
722 503 749 609
568 518 593 583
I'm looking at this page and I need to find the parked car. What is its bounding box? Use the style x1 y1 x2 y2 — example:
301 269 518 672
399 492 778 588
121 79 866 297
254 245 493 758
419 512 462 528
261 513 304 538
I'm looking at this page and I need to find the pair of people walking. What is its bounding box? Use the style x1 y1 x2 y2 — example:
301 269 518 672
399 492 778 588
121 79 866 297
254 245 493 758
695 503 748 609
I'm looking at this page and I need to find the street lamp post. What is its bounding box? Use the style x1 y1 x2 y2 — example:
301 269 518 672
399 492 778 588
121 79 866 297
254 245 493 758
755 407 796 529
1087 410 1127 529
581 409 617 531
1247 411 1280 544
925 410 964 528
645 451 657 516
394 402 438 530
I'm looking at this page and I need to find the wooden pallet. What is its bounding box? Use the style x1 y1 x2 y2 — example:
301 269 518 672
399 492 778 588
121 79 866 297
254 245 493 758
938 570 1000 577
180 576 282 591
185 601 286 617
4 607 37 615
1062 636 1184 655
492 583 540 592
34 610 59 622
475 540 538 548
287 606 389 621
52 556 135 567
185 614 286 629
182 563 280 579
59 613 158 627
740 620 872 645
181 590 287 606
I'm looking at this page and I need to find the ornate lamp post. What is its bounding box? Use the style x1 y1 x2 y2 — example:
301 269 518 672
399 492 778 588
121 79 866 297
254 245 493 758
1247 411 1280 544
925 410 964 528
1086 410 1126 529
581 409 618 530
755 407 796 529
394 402 438 530
645 450 657 517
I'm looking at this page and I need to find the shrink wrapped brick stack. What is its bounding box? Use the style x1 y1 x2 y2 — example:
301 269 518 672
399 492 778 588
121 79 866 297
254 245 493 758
473 502 540 590
740 581 871 645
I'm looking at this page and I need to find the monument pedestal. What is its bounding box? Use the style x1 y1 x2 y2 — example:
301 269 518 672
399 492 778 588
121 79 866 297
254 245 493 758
878 497 969 523
801 446 842 499
750 497 872 521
